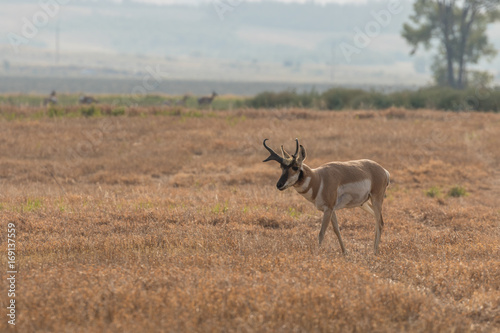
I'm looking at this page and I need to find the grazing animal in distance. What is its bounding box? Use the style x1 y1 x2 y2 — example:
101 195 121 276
163 95 189 107
43 90 57 106
263 138 390 255
197 92 217 107
79 95 98 104
175 95 189 106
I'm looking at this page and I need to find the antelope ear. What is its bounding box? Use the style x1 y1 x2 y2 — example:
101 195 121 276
297 145 306 163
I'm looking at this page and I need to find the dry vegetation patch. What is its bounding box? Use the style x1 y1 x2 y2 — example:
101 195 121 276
0 108 499 332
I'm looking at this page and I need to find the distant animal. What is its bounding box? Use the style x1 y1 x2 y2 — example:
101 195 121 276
79 95 98 104
163 95 189 107
197 92 217 106
263 138 390 255
175 95 189 106
43 90 57 106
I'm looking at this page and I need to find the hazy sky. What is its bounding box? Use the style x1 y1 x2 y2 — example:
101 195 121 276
134 0 369 4
1 0 498 86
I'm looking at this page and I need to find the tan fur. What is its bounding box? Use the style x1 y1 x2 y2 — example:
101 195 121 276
265 140 390 255
294 159 390 254
295 160 389 207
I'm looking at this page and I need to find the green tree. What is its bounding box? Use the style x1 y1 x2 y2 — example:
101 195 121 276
402 0 500 89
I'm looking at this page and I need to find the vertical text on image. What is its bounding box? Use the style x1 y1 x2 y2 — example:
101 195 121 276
7 223 16 326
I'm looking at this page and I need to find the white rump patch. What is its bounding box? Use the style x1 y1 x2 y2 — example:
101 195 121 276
334 179 371 211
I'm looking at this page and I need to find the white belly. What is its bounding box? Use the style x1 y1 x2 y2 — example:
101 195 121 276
333 179 371 211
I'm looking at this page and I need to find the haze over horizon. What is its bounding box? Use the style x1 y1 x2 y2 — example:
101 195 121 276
1 0 499 94
110 0 370 5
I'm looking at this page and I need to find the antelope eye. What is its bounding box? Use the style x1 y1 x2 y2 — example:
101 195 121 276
292 166 299 171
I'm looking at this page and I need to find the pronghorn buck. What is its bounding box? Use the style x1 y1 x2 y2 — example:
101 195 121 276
263 138 390 255
198 92 218 106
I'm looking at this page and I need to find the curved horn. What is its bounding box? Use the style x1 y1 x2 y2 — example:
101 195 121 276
263 139 284 164
292 138 299 159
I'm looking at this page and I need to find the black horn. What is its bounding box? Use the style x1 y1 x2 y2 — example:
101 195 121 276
263 139 284 164
292 138 299 159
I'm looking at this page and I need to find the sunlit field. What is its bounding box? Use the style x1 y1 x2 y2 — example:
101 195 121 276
1 105 499 332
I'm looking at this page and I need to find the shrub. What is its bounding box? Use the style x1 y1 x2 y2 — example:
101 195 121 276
425 186 442 198
435 88 463 111
80 105 101 117
22 198 42 212
47 106 65 117
322 88 365 110
475 89 500 112
111 107 126 116
387 91 411 108
247 91 294 108
447 186 468 198
246 90 319 109
352 92 392 109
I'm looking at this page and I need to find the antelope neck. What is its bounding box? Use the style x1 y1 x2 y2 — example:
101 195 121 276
297 170 304 183
294 165 313 191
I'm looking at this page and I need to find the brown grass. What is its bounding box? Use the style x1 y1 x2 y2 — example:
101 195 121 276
1 107 499 332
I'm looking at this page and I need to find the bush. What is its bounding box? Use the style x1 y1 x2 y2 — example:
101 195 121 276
352 92 392 109
425 186 442 198
80 105 101 117
246 86 500 112
246 91 295 108
298 89 320 108
111 107 126 116
322 88 365 110
405 87 500 112
435 88 463 111
448 186 467 198
408 91 427 109
246 90 319 109
47 106 65 117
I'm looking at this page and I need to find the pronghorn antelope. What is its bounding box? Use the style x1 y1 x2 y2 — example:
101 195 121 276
43 90 57 106
198 92 217 106
263 138 390 254
163 95 189 107
79 95 98 104
175 95 189 106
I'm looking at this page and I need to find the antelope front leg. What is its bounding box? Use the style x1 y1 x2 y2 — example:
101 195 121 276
318 209 332 247
330 211 346 254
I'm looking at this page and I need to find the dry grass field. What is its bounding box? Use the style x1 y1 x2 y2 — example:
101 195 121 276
0 106 499 332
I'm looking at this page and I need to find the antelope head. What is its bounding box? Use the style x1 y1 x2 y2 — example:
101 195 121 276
263 138 306 191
